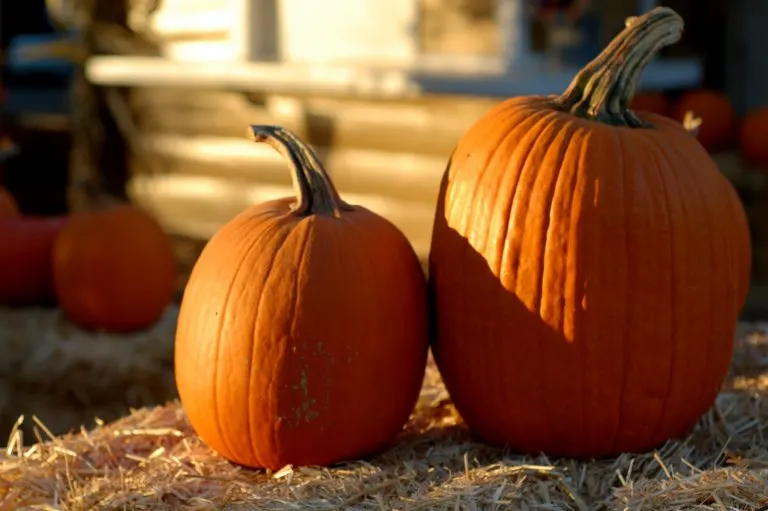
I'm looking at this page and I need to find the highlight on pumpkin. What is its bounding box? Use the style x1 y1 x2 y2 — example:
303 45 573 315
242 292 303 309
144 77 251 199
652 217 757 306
174 124 430 471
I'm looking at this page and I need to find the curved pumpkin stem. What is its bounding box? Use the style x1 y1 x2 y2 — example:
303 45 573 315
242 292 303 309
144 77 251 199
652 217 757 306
248 125 352 217
553 6 684 128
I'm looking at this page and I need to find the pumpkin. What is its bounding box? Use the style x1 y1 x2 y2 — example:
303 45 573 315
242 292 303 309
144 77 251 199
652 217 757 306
739 105 768 168
673 89 737 152
52 202 178 332
427 7 751 459
0 216 67 305
0 188 19 218
630 91 671 117
174 125 429 470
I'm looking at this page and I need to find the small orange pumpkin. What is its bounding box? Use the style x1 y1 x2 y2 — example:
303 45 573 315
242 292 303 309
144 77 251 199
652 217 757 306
428 8 751 459
0 188 19 218
0 216 67 305
673 89 737 152
52 202 178 332
739 105 768 168
175 125 429 470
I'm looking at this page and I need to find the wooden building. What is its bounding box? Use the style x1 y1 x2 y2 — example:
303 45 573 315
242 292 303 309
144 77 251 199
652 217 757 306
5 0 768 315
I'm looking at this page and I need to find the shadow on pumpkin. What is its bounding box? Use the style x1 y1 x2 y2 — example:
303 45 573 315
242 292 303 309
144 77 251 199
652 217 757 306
423 207 755 462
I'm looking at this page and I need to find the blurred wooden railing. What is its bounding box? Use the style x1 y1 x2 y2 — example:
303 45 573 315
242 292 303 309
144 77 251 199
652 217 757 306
118 89 501 261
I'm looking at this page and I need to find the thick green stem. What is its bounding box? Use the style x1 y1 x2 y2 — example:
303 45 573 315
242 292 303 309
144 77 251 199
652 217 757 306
553 7 684 127
248 125 352 217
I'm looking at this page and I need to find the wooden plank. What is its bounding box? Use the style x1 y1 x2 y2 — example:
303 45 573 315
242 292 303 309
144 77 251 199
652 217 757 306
128 88 496 155
129 173 437 259
86 55 703 98
129 133 448 204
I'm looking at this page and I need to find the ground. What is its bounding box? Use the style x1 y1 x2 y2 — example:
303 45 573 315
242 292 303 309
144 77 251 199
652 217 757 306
1 323 767 510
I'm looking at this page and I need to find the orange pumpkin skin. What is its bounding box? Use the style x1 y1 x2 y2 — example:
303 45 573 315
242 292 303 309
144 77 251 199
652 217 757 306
52 204 177 332
428 9 751 459
0 188 19 218
740 106 768 168
0 216 67 305
673 89 737 152
175 126 429 471
630 91 671 117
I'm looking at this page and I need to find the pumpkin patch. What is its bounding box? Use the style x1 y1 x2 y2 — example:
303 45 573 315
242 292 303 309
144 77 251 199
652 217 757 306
51 202 178 333
174 125 430 470
0 216 67 305
427 7 751 459
673 89 738 153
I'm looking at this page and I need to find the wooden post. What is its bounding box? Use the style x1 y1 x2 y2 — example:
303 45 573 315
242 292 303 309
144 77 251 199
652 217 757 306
497 0 532 69
68 0 129 211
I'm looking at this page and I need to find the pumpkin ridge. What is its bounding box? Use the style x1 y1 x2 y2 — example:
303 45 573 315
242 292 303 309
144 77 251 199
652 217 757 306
466 107 560 273
449 105 545 236
606 127 642 454
215 217 291 465
508 112 585 450
552 8 683 127
647 134 697 441
538 121 589 452
267 219 313 465
434 106 552 438
653 130 729 432
177 210 286 465
650 133 709 439
484 108 565 269
489 109 566 446
576 126 619 455
245 219 299 468
563 126 597 454
630 128 677 447
640 129 715 443
443 107 559 444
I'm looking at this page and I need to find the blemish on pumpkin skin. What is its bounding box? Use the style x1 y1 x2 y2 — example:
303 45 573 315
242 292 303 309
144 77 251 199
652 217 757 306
290 370 319 424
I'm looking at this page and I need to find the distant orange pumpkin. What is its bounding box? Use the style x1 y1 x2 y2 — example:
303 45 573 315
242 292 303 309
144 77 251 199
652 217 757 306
673 89 737 152
0 216 67 305
52 204 178 332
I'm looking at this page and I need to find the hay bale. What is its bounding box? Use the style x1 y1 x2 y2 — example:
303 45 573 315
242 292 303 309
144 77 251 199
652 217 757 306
2 324 768 510
0 305 179 439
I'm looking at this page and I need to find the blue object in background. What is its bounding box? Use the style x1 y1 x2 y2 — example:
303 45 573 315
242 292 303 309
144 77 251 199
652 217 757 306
7 32 78 76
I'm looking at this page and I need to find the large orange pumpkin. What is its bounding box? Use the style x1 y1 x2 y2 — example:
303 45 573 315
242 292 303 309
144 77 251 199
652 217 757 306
52 202 178 332
428 7 751 459
0 188 19 218
673 89 737 152
0 216 67 305
739 105 768 168
175 125 429 470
